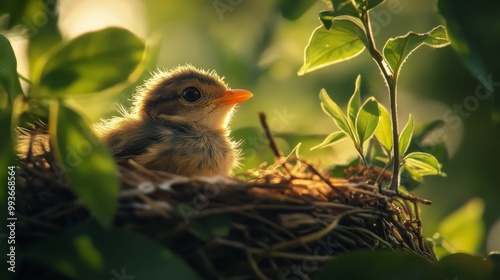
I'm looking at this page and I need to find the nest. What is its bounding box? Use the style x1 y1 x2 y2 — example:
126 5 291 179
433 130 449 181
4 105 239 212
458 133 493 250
16 115 436 280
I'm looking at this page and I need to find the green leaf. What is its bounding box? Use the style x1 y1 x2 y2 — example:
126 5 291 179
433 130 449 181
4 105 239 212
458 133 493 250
355 97 379 145
403 152 442 177
383 25 450 78
400 168 423 191
34 27 145 96
319 10 336 30
49 100 119 227
405 120 449 165
319 88 354 140
27 1 62 79
398 115 414 157
437 198 485 256
0 0 29 29
319 1 360 29
347 75 361 131
280 0 318 20
363 0 385 11
0 34 23 105
299 16 367 75
310 131 348 150
434 253 493 280
314 250 433 280
330 0 349 10
23 223 202 280
188 214 231 241
374 103 392 154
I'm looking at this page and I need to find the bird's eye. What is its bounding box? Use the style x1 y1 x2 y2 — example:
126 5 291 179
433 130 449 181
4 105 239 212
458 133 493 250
182 87 201 102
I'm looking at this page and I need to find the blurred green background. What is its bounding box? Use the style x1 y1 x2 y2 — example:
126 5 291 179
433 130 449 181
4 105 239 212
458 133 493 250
2 0 499 256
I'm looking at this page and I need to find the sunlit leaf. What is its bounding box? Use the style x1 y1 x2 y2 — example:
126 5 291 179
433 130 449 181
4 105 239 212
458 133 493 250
188 214 231 241
403 152 442 177
437 198 485 256
374 103 392 154
35 27 145 96
319 88 354 140
355 97 379 145
310 131 348 150
299 16 367 75
383 25 450 78
0 34 23 105
23 223 202 280
347 75 361 131
400 168 423 191
398 115 414 157
49 100 118 227
314 250 433 280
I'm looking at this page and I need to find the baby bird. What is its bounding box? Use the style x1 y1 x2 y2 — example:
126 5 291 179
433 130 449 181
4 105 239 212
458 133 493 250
95 65 253 177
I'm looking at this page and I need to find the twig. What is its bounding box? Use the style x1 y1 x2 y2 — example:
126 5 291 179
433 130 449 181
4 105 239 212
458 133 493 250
196 249 223 280
296 158 336 191
136 193 172 220
259 112 283 158
269 209 372 251
259 112 295 177
247 251 270 280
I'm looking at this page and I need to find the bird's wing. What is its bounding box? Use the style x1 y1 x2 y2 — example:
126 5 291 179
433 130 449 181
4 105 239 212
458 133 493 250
103 120 166 159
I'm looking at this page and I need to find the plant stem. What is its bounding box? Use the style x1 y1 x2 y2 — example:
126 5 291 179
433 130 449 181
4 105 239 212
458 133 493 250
357 146 368 167
388 79 400 192
361 12 400 192
17 72 32 84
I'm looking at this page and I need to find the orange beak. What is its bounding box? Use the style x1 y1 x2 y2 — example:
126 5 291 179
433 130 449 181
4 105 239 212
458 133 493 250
209 89 253 106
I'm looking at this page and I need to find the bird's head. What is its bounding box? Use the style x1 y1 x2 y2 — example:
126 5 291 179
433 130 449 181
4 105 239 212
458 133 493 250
133 65 253 130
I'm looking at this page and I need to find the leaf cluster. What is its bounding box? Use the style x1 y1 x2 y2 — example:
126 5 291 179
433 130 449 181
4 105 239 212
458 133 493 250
313 76 443 187
1 28 146 227
300 0 450 189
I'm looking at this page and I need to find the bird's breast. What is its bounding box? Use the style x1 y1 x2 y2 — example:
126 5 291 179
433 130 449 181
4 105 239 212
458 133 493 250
135 127 236 176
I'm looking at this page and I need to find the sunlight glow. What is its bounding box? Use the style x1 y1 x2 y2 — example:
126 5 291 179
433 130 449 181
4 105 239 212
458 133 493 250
59 0 147 39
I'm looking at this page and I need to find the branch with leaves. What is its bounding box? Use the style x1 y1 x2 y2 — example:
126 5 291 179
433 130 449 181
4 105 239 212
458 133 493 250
300 0 450 192
1 28 147 227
